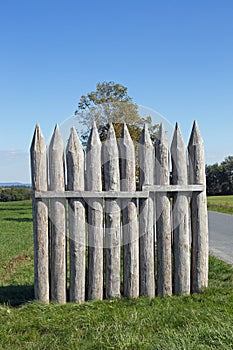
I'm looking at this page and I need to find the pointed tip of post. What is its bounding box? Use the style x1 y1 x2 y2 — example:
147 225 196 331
52 123 62 140
69 126 79 140
53 123 62 137
49 124 64 150
139 123 152 145
188 120 203 147
193 120 198 128
158 123 168 145
122 123 131 139
106 122 116 140
34 122 42 135
143 123 148 132
120 123 134 150
54 123 59 131
109 122 114 129
66 127 82 153
30 124 46 152
174 122 182 136
92 120 97 129
171 122 185 153
87 120 101 148
175 122 179 131
71 126 76 133
34 123 42 137
35 122 40 130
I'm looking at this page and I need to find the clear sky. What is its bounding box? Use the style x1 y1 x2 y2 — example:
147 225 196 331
0 0 233 182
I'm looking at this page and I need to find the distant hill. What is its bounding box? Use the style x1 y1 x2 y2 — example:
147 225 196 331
0 182 31 188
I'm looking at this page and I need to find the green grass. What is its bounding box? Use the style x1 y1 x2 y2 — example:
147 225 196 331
0 200 233 349
207 195 233 214
0 200 34 305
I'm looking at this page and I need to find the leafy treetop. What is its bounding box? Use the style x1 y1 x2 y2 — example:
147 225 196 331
74 81 158 146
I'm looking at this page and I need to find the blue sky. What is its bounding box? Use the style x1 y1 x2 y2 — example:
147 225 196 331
0 0 233 182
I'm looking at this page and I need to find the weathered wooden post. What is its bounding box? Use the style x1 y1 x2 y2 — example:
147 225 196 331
171 123 190 295
119 123 139 298
188 121 209 293
103 123 121 299
138 125 155 297
66 127 86 303
155 123 172 296
30 124 49 303
86 122 103 300
49 125 66 303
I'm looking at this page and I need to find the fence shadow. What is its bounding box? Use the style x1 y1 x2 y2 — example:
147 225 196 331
0 285 34 306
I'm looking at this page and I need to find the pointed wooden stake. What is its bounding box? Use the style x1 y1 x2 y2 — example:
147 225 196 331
49 124 66 303
119 124 139 298
188 121 208 292
171 123 190 295
155 123 172 296
66 127 85 303
103 123 121 299
86 121 103 300
138 125 155 297
30 124 49 303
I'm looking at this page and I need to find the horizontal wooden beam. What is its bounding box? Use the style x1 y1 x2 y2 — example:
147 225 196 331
34 190 150 199
142 184 205 193
34 185 204 199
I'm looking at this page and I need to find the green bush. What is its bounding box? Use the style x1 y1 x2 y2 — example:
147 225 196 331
0 187 32 202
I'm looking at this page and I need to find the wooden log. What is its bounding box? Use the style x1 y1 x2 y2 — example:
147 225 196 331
35 190 150 198
66 127 85 303
30 124 49 303
34 186 204 199
103 123 121 299
171 123 190 295
138 125 155 297
155 123 172 296
142 185 204 193
188 121 209 293
119 123 139 298
86 122 103 300
49 124 66 303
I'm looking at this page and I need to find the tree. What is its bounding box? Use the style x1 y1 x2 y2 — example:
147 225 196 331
220 156 233 193
206 163 223 195
206 156 233 195
0 187 32 202
74 81 158 146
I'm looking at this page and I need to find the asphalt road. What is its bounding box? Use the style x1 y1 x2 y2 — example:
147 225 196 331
208 211 233 266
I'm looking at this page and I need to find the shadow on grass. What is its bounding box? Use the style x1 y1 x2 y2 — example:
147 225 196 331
3 218 33 223
0 207 31 211
0 285 34 306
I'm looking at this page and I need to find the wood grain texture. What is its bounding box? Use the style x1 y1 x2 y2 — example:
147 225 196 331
30 124 49 303
103 123 121 299
171 123 190 295
119 124 139 298
138 125 155 297
86 122 103 300
66 127 86 303
155 123 172 296
49 124 66 303
188 121 209 293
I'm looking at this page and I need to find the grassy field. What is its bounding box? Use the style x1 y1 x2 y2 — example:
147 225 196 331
0 200 233 349
207 195 233 214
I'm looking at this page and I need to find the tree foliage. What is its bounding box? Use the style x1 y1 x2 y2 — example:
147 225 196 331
0 187 32 202
76 81 132 109
74 81 158 146
206 156 233 195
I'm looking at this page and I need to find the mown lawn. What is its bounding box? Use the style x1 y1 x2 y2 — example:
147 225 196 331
0 200 233 349
207 195 233 214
